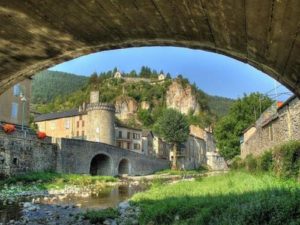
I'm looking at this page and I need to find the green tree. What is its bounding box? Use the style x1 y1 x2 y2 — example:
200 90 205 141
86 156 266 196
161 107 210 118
137 109 153 127
154 109 190 169
215 93 273 160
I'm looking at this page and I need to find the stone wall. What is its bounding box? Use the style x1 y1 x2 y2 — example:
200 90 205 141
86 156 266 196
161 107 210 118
206 152 228 170
0 129 57 177
241 96 300 158
56 138 169 176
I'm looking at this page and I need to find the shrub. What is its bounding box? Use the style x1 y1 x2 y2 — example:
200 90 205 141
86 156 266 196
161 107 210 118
230 156 244 170
272 141 300 178
257 150 273 171
244 154 257 172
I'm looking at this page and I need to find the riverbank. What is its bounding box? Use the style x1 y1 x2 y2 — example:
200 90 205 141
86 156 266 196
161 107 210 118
129 171 300 225
0 172 118 204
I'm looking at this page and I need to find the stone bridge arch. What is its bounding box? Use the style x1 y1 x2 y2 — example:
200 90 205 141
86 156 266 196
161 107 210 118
118 158 130 175
1 1 300 96
89 153 113 176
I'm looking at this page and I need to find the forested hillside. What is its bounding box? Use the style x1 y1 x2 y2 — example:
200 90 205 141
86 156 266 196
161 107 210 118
31 68 234 128
31 70 88 104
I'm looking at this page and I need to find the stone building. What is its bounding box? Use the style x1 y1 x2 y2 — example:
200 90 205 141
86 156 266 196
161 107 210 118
114 71 122 79
115 124 143 153
241 95 300 158
0 78 31 126
142 130 154 156
0 127 57 177
158 73 166 81
35 91 116 145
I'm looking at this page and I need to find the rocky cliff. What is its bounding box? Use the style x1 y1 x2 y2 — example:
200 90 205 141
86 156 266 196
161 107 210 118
166 81 200 115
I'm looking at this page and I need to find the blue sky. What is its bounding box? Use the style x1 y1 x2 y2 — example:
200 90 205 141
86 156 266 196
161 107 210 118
50 47 292 100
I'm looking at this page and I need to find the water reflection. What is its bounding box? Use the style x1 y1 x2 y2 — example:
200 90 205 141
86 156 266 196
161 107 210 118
0 184 147 223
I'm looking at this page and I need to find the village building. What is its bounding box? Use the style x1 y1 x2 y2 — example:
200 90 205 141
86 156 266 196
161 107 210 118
158 73 166 81
0 79 31 126
115 123 143 153
241 95 300 158
142 130 154 156
113 71 122 79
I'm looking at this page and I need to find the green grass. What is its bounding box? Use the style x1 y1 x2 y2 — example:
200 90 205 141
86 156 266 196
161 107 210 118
81 208 119 224
131 171 300 225
155 167 207 176
0 172 118 189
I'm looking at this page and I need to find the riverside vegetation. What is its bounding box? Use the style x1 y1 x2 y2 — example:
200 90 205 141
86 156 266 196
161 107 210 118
79 141 300 225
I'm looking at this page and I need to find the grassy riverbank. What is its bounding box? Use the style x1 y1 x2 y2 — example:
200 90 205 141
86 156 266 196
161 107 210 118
131 171 300 225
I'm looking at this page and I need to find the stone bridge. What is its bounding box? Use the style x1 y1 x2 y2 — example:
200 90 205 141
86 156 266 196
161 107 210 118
1 1 300 96
56 138 169 176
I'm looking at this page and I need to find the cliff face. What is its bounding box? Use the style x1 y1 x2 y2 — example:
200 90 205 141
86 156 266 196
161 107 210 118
115 96 138 120
166 81 200 115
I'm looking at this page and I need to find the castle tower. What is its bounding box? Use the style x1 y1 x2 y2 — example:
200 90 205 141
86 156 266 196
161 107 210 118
86 91 116 145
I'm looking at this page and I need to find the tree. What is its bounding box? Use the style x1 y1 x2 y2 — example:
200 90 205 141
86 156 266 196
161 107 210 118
154 109 190 169
214 93 273 160
137 109 153 127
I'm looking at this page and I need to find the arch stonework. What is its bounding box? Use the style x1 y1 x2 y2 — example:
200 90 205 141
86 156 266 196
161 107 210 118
118 158 130 175
90 153 113 176
56 138 169 176
0 1 300 95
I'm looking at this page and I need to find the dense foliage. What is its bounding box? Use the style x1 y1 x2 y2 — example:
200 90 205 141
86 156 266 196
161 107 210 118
214 93 273 160
132 171 300 225
234 140 300 180
32 70 88 104
153 109 190 144
153 109 190 168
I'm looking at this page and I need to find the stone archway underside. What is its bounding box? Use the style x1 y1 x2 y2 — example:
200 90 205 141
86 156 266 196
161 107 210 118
1 1 300 96
90 154 112 176
118 159 130 175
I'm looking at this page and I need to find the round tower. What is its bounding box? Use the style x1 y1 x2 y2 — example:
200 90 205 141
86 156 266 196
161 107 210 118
86 91 116 145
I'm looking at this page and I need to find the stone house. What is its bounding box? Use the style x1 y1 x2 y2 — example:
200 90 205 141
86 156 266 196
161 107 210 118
241 95 300 158
115 124 143 153
158 73 166 81
114 71 122 79
142 130 154 156
0 78 31 126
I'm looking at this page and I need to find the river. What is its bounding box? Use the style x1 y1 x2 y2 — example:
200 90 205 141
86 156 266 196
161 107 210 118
0 182 147 224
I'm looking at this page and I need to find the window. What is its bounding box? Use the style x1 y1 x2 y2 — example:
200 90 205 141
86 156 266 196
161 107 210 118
76 131 79 137
65 119 70 129
77 121 79 128
127 132 130 139
118 131 122 138
134 143 141 150
13 84 20 96
133 133 140 139
127 142 130 149
12 157 18 166
82 120 85 127
82 131 85 137
117 141 122 148
11 102 18 119
79 115 82 120
50 121 56 130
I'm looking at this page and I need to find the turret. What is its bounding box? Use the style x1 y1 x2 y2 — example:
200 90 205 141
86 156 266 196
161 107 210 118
86 91 116 145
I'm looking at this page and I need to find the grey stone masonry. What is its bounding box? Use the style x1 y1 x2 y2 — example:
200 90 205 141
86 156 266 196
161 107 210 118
56 138 169 176
241 96 300 158
0 128 57 177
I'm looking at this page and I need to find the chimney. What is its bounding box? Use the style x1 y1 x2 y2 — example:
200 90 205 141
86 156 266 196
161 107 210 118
90 91 99 103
